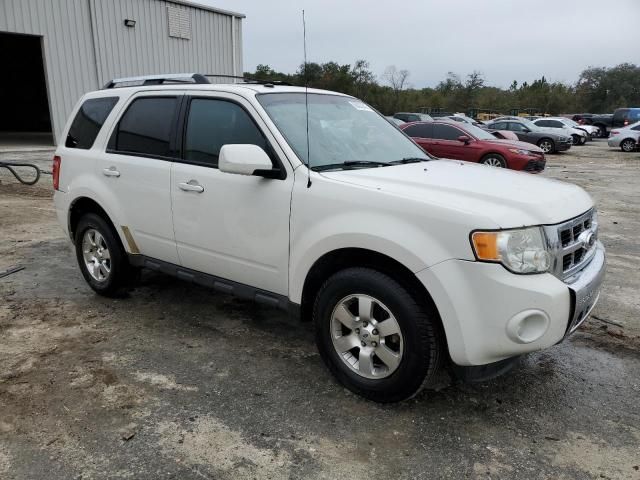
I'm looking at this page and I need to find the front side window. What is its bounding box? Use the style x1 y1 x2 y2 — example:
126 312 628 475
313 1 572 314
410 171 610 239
257 93 429 169
433 123 463 140
184 98 268 167
508 122 527 132
491 122 507 130
66 97 118 149
110 97 178 158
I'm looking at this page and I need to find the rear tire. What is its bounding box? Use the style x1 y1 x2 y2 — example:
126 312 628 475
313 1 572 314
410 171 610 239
313 267 442 403
74 213 131 297
621 138 636 152
481 154 507 168
537 138 555 154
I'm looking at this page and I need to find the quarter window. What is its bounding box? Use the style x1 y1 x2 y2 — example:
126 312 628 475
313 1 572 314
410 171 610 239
110 97 179 158
66 97 118 149
183 98 269 167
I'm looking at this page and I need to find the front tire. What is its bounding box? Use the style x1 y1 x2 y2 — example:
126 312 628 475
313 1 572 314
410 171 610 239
313 267 442 402
571 134 580 146
621 138 636 152
481 153 507 168
537 138 555 154
74 213 131 297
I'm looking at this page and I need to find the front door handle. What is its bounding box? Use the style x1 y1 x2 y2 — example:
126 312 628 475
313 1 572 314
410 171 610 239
178 180 204 193
102 167 120 177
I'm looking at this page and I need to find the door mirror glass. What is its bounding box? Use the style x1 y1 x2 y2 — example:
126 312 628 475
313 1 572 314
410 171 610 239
457 135 471 144
219 144 279 178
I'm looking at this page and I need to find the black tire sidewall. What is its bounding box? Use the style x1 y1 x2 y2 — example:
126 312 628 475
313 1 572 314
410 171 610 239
313 268 439 402
74 213 127 296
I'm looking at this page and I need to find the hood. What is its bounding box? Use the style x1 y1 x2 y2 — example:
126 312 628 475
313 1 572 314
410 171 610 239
482 138 544 153
321 160 593 228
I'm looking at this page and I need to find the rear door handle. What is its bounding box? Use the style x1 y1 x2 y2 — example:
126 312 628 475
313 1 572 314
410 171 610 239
178 180 204 193
102 167 120 177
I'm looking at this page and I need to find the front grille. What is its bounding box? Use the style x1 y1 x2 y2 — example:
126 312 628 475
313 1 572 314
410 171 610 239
524 158 546 172
547 209 598 280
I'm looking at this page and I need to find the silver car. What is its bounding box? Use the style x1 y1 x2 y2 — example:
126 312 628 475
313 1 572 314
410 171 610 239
533 118 588 145
607 121 640 152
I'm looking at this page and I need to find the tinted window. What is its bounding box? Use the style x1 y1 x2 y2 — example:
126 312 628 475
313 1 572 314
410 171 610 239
632 124 640 131
433 123 463 140
66 97 118 149
508 122 527 132
111 97 178 157
491 122 507 130
184 98 268 167
403 123 433 138
549 120 564 127
536 120 550 127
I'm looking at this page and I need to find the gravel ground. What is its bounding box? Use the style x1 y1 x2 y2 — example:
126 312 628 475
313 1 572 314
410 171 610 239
1 140 639 479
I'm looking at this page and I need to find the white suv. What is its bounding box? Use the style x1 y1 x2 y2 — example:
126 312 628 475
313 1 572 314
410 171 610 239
53 74 606 402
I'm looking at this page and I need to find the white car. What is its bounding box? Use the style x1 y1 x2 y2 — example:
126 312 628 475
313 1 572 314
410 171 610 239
607 121 640 152
533 118 588 145
53 73 606 402
552 117 600 139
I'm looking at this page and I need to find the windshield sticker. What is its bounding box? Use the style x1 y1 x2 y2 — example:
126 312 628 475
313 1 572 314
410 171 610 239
349 101 374 112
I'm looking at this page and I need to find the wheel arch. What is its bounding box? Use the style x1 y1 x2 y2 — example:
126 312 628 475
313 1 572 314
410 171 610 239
68 196 120 247
299 247 445 336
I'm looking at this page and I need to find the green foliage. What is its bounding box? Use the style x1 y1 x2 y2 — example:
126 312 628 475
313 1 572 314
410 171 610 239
244 62 640 116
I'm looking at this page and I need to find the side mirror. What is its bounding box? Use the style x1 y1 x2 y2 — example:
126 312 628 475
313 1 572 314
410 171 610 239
457 135 471 144
219 144 282 179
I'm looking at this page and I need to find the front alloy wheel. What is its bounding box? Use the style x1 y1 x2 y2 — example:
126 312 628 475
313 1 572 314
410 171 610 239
538 139 554 153
330 294 404 379
313 267 442 402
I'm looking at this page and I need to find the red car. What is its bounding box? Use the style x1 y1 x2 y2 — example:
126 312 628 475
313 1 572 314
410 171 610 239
400 121 546 172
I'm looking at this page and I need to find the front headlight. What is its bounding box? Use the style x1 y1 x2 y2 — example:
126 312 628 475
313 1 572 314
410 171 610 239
471 227 551 274
508 148 534 155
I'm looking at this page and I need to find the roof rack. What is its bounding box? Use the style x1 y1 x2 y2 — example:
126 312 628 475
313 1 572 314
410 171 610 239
103 73 210 89
204 74 292 86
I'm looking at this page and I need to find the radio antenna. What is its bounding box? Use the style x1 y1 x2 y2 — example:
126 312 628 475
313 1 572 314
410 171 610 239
303 9 312 188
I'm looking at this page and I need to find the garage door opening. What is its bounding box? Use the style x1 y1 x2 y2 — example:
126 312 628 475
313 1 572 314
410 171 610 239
0 32 53 148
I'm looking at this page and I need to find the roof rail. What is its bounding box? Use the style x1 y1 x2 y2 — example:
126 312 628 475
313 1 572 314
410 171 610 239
102 73 210 89
204 74 293 86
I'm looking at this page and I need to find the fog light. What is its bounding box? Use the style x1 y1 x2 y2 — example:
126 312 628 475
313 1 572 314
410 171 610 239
506 309 550 344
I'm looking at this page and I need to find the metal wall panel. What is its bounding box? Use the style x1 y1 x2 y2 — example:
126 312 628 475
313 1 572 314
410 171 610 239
0 0 243 143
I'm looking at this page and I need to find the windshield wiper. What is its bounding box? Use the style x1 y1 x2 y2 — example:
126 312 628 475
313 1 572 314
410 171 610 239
389 157 429 164
312 160 390 172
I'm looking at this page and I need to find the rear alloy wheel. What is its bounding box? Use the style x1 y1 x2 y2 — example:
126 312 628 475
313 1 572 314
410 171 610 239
481 154 506 168
313 267 442 402
537 138 555 154
621 138 636 152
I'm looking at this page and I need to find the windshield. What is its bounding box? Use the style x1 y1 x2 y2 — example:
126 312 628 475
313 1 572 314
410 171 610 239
418 113 433 121
563 118 579 127
257 93 429 170
463 124 496 140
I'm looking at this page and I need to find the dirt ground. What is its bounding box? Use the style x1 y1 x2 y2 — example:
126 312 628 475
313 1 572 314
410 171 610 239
1 140 639 479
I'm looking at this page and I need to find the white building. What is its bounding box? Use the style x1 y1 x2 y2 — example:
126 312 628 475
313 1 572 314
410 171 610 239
0 0 244 144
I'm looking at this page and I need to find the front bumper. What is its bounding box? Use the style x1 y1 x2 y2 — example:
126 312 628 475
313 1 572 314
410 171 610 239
556 140 572 151
417 242 605 366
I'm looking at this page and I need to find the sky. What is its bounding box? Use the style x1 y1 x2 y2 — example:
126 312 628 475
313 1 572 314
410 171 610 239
201 0 640 89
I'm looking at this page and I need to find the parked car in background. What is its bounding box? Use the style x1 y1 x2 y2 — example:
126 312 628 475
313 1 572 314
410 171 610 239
393 112 433 123
444 115 485 127
485 118 572 153
607 121 640 152
401 121 546 172
573 113 612 138
488 129 519 141
386 116 405 126
554 118 600 139
532 118 588 145
612 108 640 128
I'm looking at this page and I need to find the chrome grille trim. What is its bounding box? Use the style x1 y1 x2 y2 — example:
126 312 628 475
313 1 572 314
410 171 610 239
543 208 598 282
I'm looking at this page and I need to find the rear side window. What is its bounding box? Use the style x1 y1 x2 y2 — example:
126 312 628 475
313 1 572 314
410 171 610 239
183 98 269 167
403 123 433 138
66 97 118 149
433 123 463 140
110 97 178 158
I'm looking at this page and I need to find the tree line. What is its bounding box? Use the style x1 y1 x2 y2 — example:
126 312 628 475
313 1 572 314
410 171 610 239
244 61 640 116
